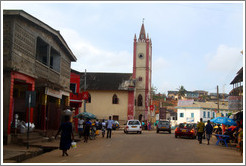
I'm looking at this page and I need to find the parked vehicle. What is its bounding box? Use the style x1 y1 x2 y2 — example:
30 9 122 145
175 123 197 139
156 120 171 134
124 120 142 134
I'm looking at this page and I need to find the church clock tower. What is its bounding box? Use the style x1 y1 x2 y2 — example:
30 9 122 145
133 22 152 121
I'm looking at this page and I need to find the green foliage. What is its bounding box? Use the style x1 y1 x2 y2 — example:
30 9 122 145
177 85 187 98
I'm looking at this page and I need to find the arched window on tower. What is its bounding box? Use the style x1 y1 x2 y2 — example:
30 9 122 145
112 94 119 104
138 94 143 106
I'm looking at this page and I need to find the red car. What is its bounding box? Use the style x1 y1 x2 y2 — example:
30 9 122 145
175 123 197 139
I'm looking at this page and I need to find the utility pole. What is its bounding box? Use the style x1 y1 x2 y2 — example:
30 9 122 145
217 85 219 113
84 69 86 112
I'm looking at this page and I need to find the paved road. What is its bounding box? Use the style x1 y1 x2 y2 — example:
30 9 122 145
24 130 243 163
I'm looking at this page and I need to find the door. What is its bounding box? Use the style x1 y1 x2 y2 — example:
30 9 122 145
113 115 119 121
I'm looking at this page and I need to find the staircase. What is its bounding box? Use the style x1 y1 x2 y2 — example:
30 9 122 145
11 130 49 145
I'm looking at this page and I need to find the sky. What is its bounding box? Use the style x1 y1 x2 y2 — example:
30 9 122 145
1 1 244 95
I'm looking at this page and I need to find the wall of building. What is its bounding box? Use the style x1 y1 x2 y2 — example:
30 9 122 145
3 12 74 143
177 108 234 124
177 108 215 124
4 15 72 91
80 90 129 124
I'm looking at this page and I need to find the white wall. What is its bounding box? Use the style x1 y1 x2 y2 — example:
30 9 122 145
177 108 234 124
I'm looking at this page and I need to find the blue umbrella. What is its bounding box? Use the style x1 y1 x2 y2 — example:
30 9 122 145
210 117 237 126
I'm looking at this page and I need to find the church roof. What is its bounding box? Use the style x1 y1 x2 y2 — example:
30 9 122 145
71 69 133 91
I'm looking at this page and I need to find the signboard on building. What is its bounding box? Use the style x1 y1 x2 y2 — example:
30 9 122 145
156 114 159 121
45 87 62 99
186 117 194 122
150 105 154 111
25 91 36 107
228 96 243 110
82 91 89 100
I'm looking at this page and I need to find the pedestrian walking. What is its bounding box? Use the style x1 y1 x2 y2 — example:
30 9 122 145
106 116 114 138
95 119 99 135
55 115 74 156
78 117 84 138
197 118 205 144
101 119 106 137
84 118 92 143
147 121 151 130
205 120 213 145
142 121 145 129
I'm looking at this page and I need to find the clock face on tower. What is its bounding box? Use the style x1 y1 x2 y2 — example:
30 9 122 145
138 54 144 59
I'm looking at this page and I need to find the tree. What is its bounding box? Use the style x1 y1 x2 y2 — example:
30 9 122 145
151 86 166 100
177 85 187 99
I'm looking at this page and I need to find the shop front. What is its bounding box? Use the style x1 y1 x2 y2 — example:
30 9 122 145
7 71 35 136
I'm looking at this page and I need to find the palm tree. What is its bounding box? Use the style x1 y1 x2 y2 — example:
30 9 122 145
177 85 187 99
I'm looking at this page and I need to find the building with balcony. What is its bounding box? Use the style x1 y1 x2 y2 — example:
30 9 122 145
3 10 76 144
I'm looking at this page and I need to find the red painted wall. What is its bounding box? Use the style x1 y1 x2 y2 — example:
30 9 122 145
145 39 150 119
70 72 80 94
127 91 135 120
70 71 82 132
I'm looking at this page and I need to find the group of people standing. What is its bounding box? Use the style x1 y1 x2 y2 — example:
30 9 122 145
55 115 114 156
142 121 152 130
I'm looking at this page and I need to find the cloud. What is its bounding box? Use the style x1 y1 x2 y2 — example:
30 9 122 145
206 45 243 72
153 57 170 71
60 28 132 73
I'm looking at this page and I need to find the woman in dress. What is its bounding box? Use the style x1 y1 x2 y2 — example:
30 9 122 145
55 115 74 156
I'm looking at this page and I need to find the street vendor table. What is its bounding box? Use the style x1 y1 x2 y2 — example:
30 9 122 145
215 134 230 147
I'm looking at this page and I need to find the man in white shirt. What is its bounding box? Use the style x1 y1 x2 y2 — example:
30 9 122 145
78 117 84 138
106 116 114 138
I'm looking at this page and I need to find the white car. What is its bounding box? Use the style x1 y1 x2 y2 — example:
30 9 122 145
124 120 142 134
